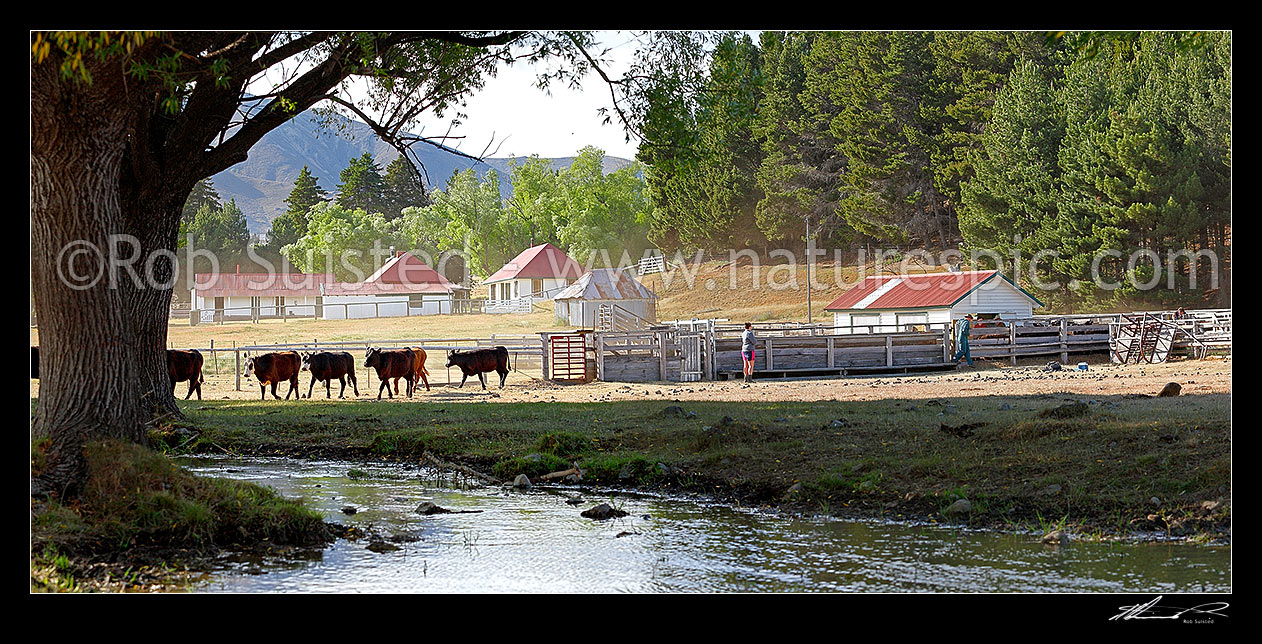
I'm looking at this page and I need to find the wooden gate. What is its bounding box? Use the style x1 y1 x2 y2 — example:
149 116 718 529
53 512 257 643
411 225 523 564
679 331 703 382
550 333 588 382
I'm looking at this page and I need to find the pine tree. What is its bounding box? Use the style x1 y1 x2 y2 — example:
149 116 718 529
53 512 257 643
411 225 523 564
382 156 429 220
756 31 849 247
958 60 1065 275
827 32 951 248
336 152 389 214
182 178 221 222
267 166 327 254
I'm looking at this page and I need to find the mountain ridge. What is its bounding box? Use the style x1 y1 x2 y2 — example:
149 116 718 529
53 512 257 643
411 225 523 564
210 110 635 233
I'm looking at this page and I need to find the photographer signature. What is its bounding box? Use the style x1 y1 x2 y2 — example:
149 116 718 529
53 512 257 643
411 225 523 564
1110 595 1229 621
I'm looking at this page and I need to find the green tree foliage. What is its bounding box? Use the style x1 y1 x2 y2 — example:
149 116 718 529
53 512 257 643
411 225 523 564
630 30 1228 309
756 31 849 246
336 153 389 214
186 199 251 271
283 202 406 281
399 168 510 278
182 178 222 222
382 156 429 220
553 146 653 265
640 32 765 252
958 60 1065 274
265 165 328 255
1047 33 1231 308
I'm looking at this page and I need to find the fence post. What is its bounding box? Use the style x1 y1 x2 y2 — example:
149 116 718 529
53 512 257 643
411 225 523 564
234 345 241 391
765 337 773 371
210 339 218 375
596 333 605 381
885 334 893 367
1059 318 1068 364
657 331 666 381
1009 322 1018 366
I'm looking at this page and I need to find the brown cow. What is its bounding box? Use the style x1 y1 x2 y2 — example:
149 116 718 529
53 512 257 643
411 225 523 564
301 351 359 399
241 351 301 400
445 346 510 389
407 347 431 396
364 347 415 399
167 349 205 400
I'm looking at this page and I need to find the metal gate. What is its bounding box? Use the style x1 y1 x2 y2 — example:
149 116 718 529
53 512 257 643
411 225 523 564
679 331 703 382
550 333 588 382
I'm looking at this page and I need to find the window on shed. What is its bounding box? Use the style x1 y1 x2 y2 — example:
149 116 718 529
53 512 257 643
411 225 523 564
896 311 929 332
852 313 881 334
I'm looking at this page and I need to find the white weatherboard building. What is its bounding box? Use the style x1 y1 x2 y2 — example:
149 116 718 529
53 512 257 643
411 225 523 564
553 268 658 327
190 252 465 322
190 272 333 322
484 243 586 303
822 270 1044 334
319 251 465 319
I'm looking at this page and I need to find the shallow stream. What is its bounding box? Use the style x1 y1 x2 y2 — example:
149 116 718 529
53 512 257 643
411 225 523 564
181 456 1231 593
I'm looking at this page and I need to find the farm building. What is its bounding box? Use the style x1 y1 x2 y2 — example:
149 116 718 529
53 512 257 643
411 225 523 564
191 271 333 322
484 242 585 303
823 270 1043 334
553 268 657 327
320 251 465 319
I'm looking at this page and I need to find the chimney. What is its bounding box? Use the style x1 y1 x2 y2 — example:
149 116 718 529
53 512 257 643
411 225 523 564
236 264 240 274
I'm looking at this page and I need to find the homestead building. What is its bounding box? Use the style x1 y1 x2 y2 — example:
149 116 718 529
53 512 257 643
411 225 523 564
484 242 585 303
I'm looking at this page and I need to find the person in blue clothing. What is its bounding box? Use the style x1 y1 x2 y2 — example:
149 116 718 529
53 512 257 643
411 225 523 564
953 314 974 367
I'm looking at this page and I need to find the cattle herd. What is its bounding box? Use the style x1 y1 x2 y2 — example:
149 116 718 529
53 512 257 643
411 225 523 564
30 344 514 402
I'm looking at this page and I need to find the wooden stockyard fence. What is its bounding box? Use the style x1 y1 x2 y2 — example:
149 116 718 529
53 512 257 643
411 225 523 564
166 307 1228 388
587 309 1229 383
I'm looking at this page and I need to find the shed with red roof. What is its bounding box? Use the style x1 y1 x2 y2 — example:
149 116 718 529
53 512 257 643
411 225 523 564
319 251 467 319
484 243 585 304
822 270 1043 334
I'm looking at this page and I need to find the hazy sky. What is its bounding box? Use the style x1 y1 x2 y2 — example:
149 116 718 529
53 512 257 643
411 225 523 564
412 31 644 161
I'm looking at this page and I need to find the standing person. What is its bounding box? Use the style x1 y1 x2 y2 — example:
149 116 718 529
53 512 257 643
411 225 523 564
953 314 974 367
741 322 757 383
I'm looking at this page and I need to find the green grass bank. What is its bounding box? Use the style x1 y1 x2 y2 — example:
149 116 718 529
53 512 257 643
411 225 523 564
161 391 1230 541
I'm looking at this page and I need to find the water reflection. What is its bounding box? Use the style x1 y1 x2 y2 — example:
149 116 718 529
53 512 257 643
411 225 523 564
180 456 1231 593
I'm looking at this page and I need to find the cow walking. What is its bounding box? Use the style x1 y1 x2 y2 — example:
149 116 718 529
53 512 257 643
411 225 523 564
364 347 415 399
408 347 431 396
301 351 359 399
167 349 205 400
242 351 302 400
446 346 511 389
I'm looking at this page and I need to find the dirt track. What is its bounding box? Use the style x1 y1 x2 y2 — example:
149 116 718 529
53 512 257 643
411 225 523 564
32 356 1230 405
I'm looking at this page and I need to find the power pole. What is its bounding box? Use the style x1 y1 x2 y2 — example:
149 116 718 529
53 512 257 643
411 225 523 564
805 216 812 325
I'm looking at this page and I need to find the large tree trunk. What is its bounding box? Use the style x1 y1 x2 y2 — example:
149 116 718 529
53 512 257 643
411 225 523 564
31 57 154 498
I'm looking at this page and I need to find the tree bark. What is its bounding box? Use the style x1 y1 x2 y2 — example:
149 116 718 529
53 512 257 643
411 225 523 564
31 54 153 498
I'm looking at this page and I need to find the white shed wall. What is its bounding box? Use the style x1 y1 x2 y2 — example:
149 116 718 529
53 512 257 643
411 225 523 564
321 295 409 320
949 279 1036 319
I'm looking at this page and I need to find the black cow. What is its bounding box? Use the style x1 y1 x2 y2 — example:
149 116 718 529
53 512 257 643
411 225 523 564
242 351 302 400
364 347 415 399
301 351 359 399
30 346 38 379
167 349 205 400
445 346 510 389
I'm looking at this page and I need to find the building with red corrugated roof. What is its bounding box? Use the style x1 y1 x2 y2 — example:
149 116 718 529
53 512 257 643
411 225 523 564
484 243 585 304
319 250 467 319
190 251 466 322
822 270 1044 334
